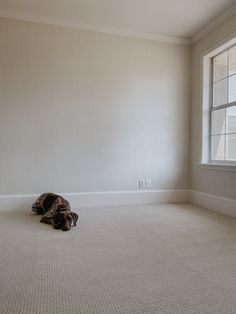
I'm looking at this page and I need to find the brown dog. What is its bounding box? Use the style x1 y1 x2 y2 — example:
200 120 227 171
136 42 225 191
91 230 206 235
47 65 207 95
32 193 78 231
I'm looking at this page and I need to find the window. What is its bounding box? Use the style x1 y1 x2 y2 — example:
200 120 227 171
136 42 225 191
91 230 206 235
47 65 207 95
202 39 236 166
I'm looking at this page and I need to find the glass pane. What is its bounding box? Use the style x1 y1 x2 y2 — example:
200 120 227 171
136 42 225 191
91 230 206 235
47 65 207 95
213 51 228 82
226 134 236 160
211 109 225 135
211 135 225 161
213 78 227 107
228 74 236 103
226 106 236 133
229 46 236 76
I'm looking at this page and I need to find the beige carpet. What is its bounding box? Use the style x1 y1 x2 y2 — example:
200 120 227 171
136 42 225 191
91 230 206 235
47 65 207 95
1 203 236 313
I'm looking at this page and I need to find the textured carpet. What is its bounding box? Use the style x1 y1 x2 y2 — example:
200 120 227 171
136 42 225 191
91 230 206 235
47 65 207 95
1 203 236 313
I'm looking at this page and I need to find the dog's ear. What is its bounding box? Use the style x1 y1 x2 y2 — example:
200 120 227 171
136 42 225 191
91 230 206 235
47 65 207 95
53 212 64 229
70 212 79 226
59 211 73 231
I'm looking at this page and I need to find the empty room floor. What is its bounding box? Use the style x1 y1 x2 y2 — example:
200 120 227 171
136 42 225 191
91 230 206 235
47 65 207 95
1 204 236 314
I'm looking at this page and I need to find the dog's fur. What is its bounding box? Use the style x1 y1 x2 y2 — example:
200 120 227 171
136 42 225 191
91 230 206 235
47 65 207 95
32 193 78 231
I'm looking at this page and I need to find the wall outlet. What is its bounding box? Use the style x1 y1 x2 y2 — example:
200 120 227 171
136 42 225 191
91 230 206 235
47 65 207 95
145 178 151 188
139 179 145 189
139 178 151 189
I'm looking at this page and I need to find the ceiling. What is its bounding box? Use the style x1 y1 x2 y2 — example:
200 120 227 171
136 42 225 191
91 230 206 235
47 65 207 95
0 0 235 42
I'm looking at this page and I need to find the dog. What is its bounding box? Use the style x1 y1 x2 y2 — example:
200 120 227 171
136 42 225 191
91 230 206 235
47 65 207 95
32 193 78 231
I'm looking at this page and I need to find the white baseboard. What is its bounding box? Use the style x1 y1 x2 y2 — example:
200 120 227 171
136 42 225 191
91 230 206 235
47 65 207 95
190 190 236 218
2 190 235 218
0 189 189 211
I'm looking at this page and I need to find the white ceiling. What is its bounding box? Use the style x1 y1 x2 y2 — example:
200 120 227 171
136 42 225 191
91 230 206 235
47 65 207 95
0 0 235 42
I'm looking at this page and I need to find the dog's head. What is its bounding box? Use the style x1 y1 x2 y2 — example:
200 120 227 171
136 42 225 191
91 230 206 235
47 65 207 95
53 211 78 231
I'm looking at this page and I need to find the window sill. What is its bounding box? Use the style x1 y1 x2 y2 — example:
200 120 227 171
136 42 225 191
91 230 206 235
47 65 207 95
199 162 236 172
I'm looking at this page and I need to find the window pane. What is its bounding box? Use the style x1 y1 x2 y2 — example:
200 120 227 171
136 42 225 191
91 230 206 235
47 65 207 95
211 109 225 135
226 134 236 160
226 106 236 133
213 51 228 82
228 74 236 103
211 135 225 160
229 46 236 76
213 78 227 107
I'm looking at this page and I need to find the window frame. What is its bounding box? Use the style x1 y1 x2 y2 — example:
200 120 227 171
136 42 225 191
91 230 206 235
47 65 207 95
201 36 236 170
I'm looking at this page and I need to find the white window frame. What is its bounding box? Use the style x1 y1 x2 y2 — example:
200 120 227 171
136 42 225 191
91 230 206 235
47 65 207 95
200 36 236 172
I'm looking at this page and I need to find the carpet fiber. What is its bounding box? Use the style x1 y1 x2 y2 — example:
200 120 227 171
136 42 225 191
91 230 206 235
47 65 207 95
1 203 236 313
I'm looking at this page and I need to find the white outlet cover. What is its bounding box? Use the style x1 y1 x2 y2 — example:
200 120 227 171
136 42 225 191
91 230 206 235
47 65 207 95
139 179 145 189
145 179 151 188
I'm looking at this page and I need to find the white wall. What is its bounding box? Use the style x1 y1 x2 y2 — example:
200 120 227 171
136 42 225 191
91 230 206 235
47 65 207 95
191 13 236 200
0 17 190 195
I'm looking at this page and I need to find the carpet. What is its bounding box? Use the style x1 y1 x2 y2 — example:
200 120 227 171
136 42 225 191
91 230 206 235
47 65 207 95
0 203 236 313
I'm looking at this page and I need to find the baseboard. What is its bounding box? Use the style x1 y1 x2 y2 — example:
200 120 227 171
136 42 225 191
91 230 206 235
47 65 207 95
3 190 235 217
0 189 189 211
190 190 236 218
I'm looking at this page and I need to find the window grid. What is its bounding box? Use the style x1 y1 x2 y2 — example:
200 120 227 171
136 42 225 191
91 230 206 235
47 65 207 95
209 44 236 163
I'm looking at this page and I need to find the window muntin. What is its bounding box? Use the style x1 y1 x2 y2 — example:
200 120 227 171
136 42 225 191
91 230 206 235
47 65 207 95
210 45 236 162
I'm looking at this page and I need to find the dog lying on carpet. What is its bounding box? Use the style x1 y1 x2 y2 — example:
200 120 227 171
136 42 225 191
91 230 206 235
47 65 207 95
32 193 78 231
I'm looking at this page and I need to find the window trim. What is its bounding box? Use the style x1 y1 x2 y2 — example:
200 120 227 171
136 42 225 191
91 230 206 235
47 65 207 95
201 36 236 169
199 162 236 172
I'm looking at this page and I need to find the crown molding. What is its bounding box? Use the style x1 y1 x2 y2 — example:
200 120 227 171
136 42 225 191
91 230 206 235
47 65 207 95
1 4 236 47
191 3 236 44
0 9 190 46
